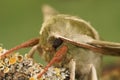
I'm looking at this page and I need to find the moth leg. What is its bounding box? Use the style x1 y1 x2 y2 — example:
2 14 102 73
0 38 39 59
69 59 76 80
37 45 68 79
88 64 98 80
27 45 38 58
27 44 43 58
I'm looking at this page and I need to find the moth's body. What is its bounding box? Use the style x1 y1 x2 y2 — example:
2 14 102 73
39 15 102 79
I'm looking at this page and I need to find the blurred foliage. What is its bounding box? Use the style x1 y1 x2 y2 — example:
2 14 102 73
0 0 120 66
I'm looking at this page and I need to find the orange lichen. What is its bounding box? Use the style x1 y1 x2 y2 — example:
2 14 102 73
29 77 35 80
9 57 17 65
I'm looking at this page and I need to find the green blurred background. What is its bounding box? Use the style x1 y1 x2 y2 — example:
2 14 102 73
0 0 120 66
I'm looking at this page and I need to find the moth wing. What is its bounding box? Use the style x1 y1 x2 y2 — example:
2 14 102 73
53 34 120 56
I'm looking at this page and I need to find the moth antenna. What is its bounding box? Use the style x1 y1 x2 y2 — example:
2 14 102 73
89 40 120 56
0 38 39 59
58 36 120 56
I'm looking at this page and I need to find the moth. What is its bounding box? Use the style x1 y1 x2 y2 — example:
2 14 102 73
0 5 120 80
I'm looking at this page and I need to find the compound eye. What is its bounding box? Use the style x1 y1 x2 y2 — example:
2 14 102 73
52 38 63 49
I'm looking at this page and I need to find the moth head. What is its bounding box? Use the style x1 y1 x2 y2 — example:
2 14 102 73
40 5 99 49
39 35 63 62
39 14 99 54
39 35 63 52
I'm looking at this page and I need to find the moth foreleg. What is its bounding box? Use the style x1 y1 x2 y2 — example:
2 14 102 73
37 45 68 79
27 44 43 58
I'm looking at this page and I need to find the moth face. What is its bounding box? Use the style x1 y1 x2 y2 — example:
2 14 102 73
40 36 63 62
47 37 63 51
52 38 63 49
39 32 63 51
